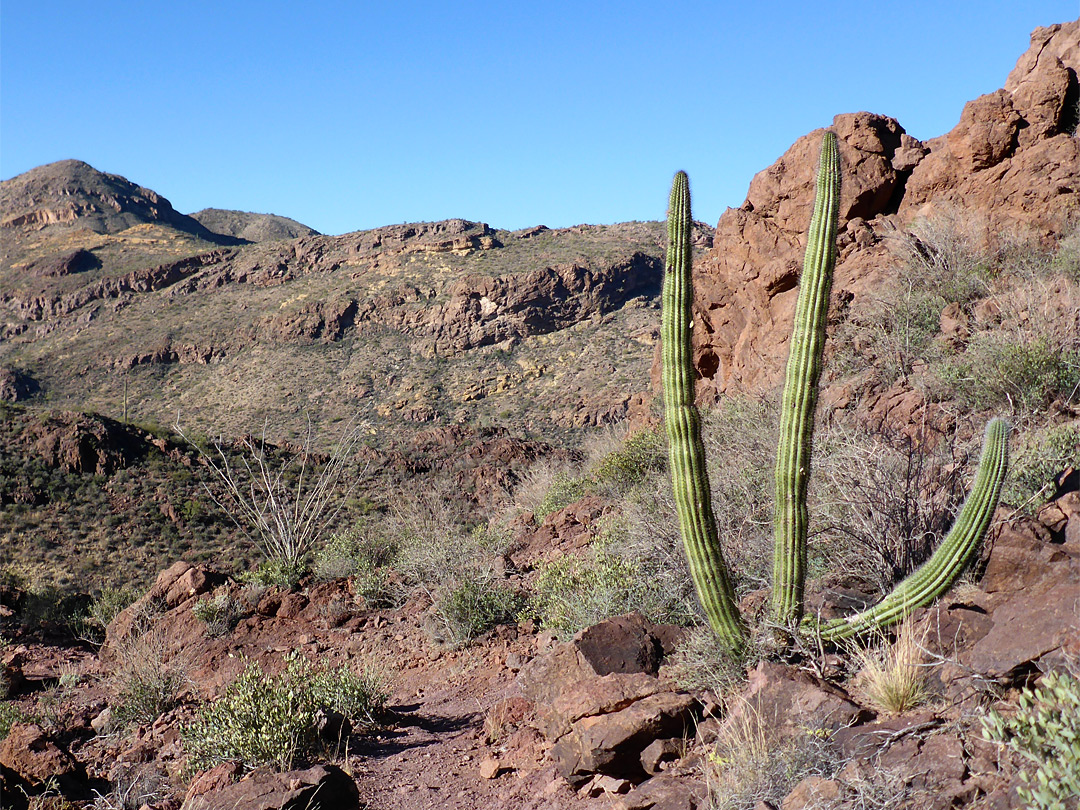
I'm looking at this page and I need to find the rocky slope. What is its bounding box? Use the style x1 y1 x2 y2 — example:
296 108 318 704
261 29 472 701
188 208 320 242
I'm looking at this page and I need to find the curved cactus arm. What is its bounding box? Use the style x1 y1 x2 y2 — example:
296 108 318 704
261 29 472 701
772 132 842 627
817 418 1010 641
662 171 747 650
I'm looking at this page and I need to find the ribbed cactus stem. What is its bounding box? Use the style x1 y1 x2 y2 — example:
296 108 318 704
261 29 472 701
772 132 842 627
662 171 746 650
818 418 1010 640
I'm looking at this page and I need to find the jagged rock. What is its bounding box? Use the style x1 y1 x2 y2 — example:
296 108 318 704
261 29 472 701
549 691 697 782
639 737 683 775
0 723 89 797
104 562 225 650
0 366 37 402
181 764 359 810
536 673 664 740
22 410 145 474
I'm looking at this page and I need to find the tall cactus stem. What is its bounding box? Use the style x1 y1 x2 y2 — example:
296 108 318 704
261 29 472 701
817 418 1010 640
772 131 842 627
662 171 746 650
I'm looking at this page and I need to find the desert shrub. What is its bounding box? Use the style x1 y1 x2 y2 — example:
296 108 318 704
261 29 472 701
588 426 666 495
309 664 387 729
706 708 837 810
432 571 522 647
811 421 969 594
74 584 138 643
1002 423 1080 510
850 620 930 714
89 764 168 810
981 669 1080 809
106 606 187 728
314 523 403 607
528 520 695 639
183 652 386 772
238 557 307 590
935 333 1080 416
174 416 367 577
668 625 751 699
192 590 244 637
0 701 23 738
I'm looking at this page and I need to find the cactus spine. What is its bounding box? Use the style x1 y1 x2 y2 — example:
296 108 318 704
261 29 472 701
662 171 747 650
772 131 842 627
817 417 1010 640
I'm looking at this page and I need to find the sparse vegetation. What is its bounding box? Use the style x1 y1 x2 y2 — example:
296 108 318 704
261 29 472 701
106 608 188 728
191 589 244 637
706 706 836 810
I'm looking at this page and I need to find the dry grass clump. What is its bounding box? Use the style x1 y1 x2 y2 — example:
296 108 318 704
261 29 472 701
705 701 837 810
850 620 930 715
105 609 189 729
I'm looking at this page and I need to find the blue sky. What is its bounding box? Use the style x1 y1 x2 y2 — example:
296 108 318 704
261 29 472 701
2 2 1076 235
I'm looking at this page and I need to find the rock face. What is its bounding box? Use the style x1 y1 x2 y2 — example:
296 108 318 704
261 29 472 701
189 208 320 242
0 159 231 241
685 21 1079 402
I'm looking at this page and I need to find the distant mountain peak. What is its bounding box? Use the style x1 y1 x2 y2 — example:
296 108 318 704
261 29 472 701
189 208 319 243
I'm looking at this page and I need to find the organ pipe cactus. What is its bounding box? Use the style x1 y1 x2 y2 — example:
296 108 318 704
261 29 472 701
661 132 1009 650
772 130 842 627
661 171 747 650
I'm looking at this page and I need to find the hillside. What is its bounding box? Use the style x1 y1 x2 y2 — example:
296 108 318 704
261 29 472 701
188 208 320 242
0 20 1078 810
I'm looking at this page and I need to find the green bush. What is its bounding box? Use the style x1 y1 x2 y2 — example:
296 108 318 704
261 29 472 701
184 652 386 772
982 670 1080 809
0 701 23 738
313 526 401 608
936 334 1080 415
534 472 592 521
589 427 667 494
238 557 307 590
433 573 522 647
73 584 138 643
1002 423 1080 510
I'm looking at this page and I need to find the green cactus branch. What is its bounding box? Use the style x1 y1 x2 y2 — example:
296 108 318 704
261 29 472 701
772 131 842 627
662 171 747 650
817 417 1010 640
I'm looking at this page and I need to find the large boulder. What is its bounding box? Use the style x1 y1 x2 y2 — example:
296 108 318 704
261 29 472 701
181 764 359 810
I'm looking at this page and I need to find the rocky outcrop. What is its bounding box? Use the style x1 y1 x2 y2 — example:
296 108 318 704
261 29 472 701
1 248 236 321
182 764 360 810
685 22 1079 402
20 410 149 475
423 254 661 354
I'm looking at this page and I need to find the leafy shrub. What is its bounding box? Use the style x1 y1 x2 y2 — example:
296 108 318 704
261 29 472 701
183 653 386 772
534 472 592 521
192 591 244 637
0 701 23 738
982 669 1080 809
313 525 401 608
432 573 522 647
589 427 666 494
238 557 307 590
528 519 695 639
